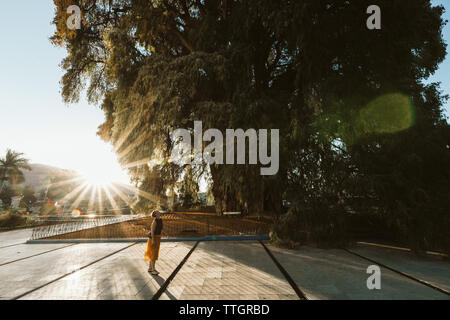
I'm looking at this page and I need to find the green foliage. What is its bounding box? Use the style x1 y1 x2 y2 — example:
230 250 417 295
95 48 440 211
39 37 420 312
285 204 349 248
20 186 37 211
0 149 31 188
0 210 28 229
0 185 16 209
178 166 200 208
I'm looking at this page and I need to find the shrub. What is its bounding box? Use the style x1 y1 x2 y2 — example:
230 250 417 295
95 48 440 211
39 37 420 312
271 201 350 249
0 210 29 229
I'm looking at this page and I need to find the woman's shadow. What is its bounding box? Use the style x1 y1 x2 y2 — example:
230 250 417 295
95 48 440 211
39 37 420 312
149 274 178 300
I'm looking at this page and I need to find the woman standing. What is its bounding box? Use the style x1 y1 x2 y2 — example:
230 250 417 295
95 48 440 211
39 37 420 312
144 210 163 275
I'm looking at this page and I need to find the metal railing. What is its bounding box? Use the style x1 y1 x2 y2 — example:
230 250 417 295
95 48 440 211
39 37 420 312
29 215 141 240
29 213 272 240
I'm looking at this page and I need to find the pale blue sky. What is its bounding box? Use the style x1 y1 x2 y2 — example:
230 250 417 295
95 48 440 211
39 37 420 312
0 1 129 183
0 1 449 182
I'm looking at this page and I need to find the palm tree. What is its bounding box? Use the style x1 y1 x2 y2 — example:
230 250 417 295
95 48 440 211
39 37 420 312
0 149 32 192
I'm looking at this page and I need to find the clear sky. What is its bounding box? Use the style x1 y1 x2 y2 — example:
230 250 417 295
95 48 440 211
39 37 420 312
429 0 450 120
0 1 449 185
0 1 129 184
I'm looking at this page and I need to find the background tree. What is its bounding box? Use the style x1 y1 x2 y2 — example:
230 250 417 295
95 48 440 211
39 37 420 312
0 149 31 191
20 186 37 212
0 185 16 209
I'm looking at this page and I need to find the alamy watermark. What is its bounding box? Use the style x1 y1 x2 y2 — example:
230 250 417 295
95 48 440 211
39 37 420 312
169 121 279 176
66 4 380 31
67 5 81 30
366 265 381 290
367 5 381 30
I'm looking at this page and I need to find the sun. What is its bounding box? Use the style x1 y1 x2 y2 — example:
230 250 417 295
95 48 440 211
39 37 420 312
83 173 113 187
75 145 130 187
80 160 130 187
81 164 123 187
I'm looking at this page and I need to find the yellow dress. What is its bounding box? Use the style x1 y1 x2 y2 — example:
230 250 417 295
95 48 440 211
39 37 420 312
144 236 161 261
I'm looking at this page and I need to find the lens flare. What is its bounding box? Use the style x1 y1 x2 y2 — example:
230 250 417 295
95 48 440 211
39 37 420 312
360 93 415 134
323 93 416 145
71 209 82 218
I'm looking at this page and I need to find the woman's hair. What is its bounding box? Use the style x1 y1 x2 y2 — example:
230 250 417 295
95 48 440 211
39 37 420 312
151 210 160 218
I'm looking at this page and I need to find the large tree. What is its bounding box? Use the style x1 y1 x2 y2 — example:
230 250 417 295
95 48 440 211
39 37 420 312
52 0 449 251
